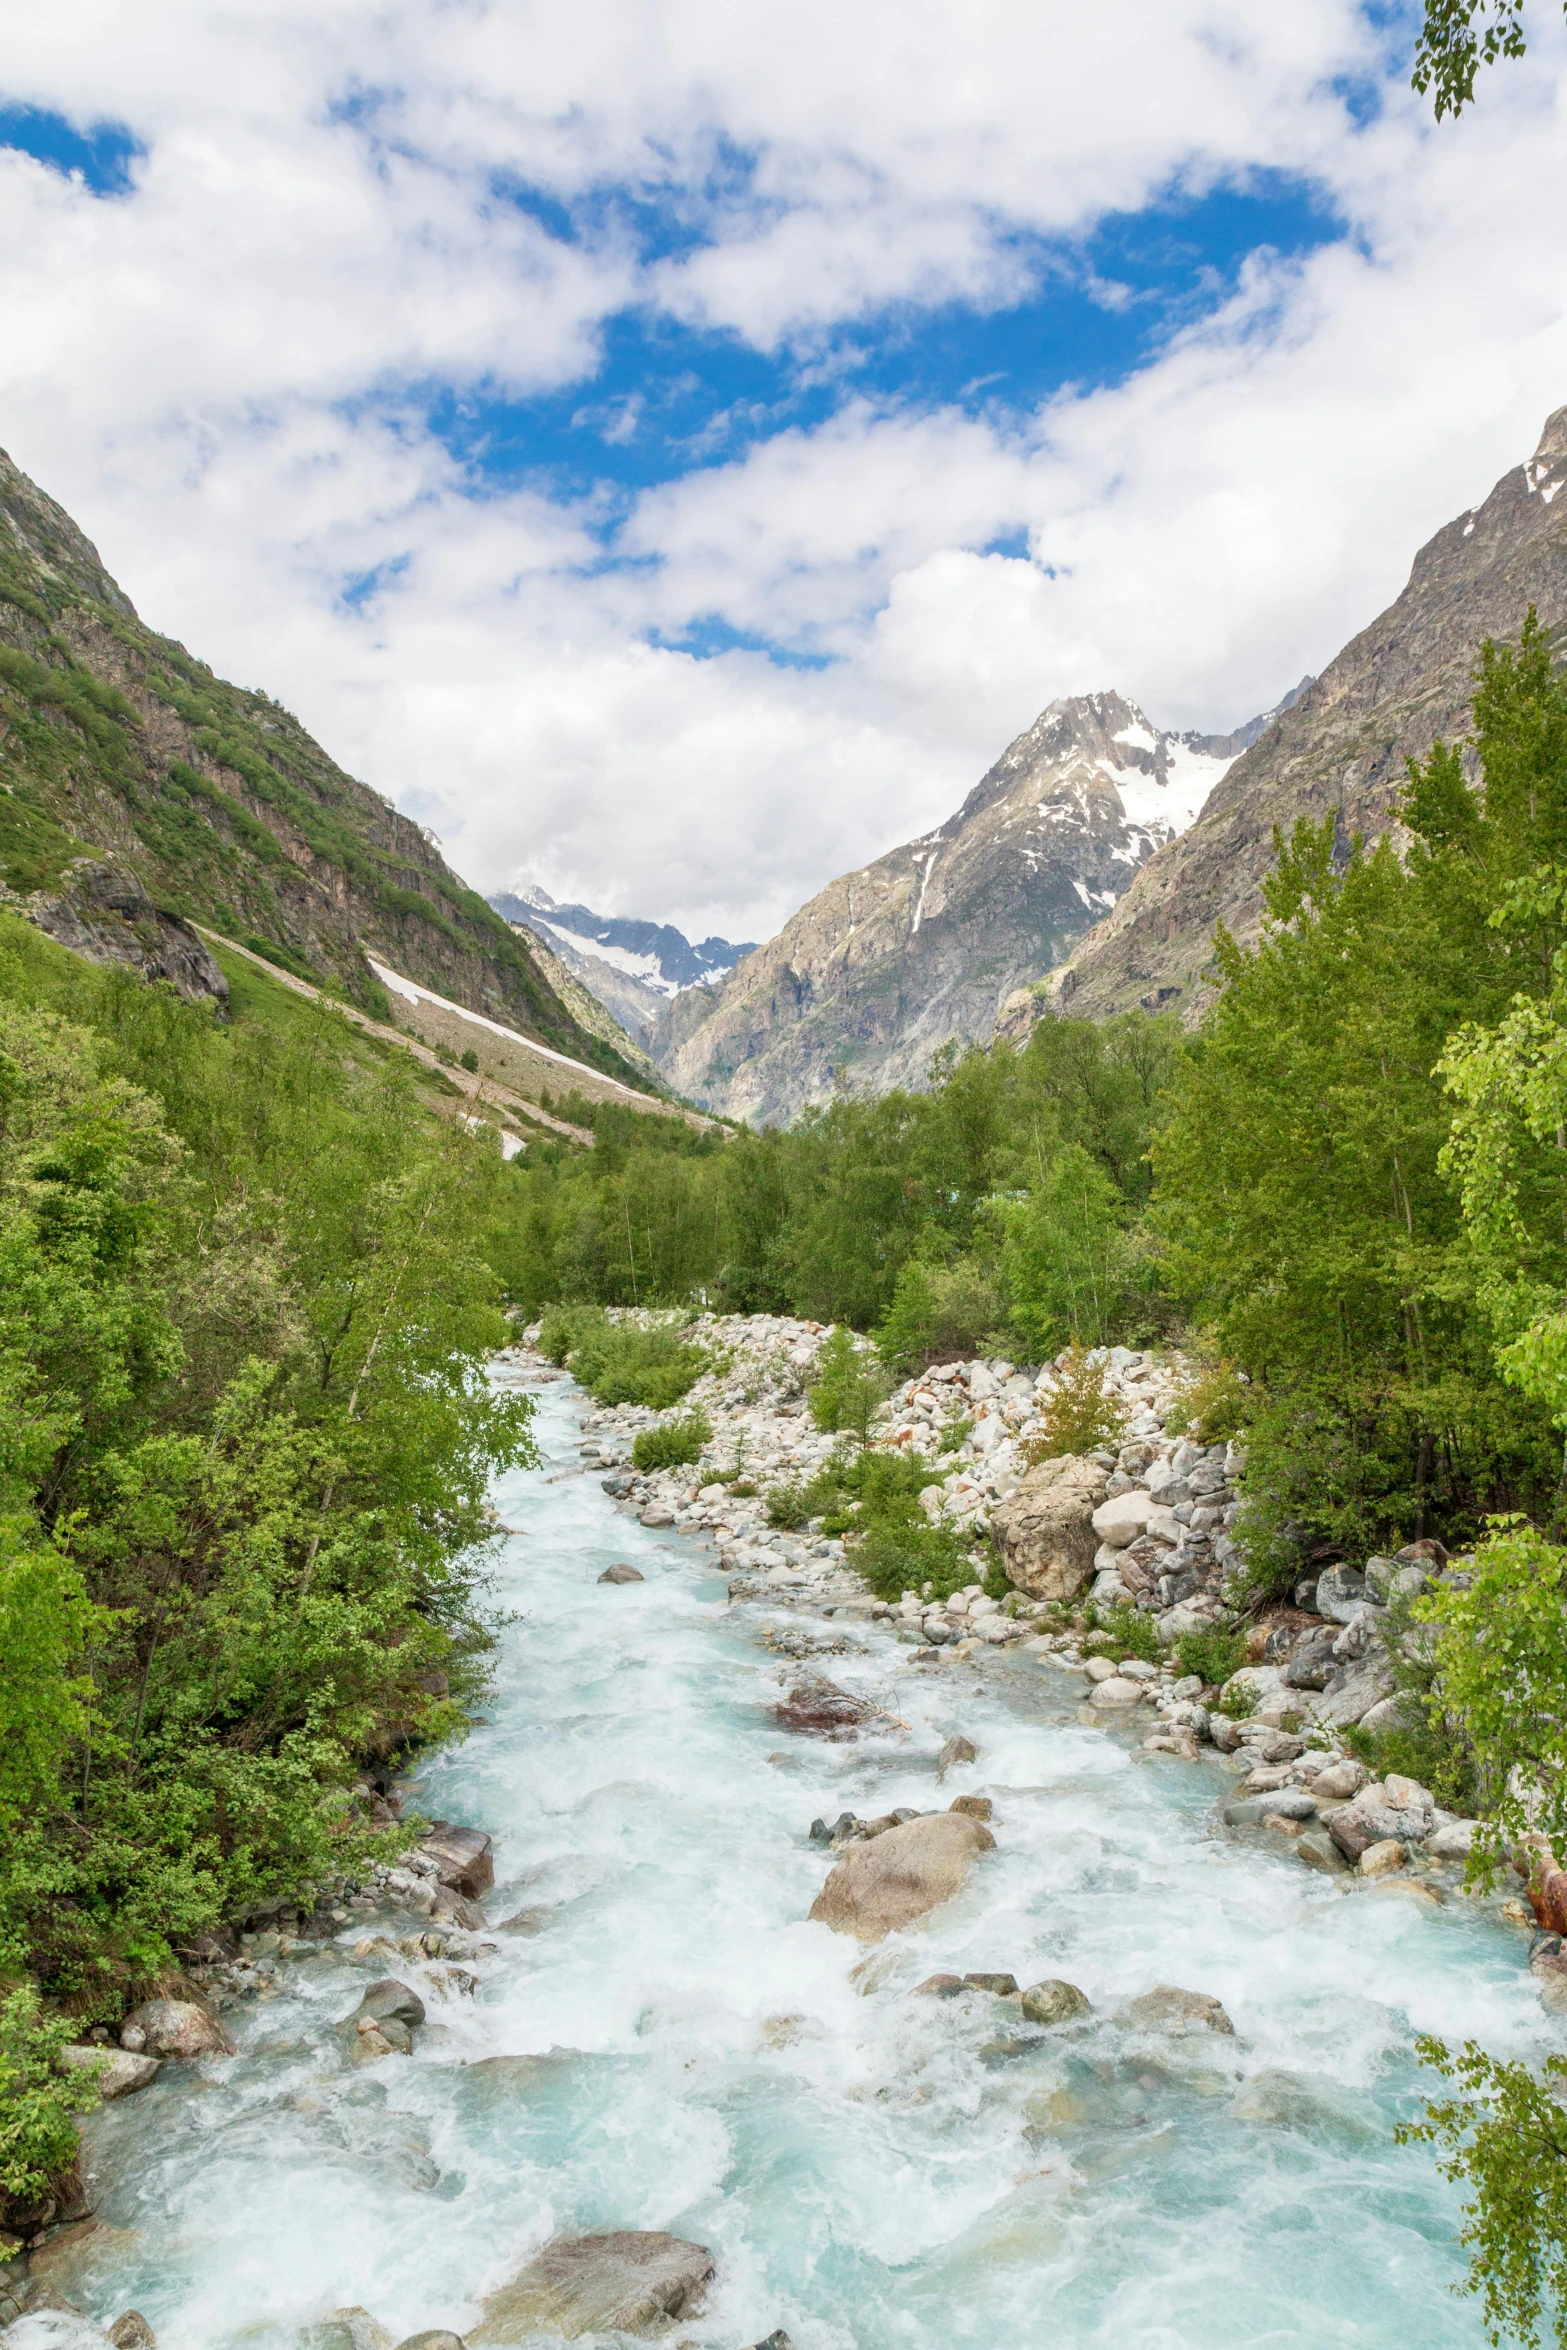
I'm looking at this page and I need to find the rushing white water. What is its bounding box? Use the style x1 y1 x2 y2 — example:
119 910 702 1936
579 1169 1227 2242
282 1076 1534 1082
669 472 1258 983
56 1374 1553 2349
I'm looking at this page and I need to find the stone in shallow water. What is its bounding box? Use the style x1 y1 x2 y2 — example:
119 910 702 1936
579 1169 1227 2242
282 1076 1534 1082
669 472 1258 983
107 2321 156 2350
472 2231 714 2342
949 1795 993 1821
937 1732 978 1777
913 1972 965 1997
1020 1979 1091 2026
392 2336 466 2350
1230 2069 1375 2136
964 1972 1019 1996
302 2313 394 2350
1118 1985 1235 2037
808 1812 996 1943
598 1562 644 1583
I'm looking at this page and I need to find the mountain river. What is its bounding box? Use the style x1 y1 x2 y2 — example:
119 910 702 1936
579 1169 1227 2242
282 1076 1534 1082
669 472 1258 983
46 1369 1551 2349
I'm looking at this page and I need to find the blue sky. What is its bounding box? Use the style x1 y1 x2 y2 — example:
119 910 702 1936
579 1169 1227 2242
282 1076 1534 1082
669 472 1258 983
1 1 1565 937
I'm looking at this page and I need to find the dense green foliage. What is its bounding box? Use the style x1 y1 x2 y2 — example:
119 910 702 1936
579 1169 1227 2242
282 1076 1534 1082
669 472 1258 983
0 911 535 2037
509 1016 1178 1360
0 1990 101 2234
630 1411 712 1471
1400 2038 1567 2348
537 1305 711 1408
1154 623 1567 1582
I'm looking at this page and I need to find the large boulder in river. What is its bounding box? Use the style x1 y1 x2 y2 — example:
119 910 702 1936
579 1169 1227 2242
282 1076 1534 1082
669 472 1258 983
472 2231 714 2342
119 1997 233 2059
809 1811 995 1942
990 1456 1109 1602
421 1824 494 1898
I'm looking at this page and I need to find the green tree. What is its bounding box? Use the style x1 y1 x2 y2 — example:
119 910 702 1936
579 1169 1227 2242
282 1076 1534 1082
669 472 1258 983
1400 2037 1567 2349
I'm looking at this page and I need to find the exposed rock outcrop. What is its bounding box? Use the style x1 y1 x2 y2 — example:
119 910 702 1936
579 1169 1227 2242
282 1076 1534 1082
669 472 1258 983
990 1456 1110 1601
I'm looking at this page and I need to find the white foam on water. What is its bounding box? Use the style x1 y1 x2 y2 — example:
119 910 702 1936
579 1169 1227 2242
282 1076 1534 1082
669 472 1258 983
64 1378 1548 2349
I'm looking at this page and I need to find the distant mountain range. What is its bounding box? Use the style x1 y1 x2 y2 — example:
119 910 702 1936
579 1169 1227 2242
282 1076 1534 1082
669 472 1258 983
491 886 756 1044
647 682 1305 1123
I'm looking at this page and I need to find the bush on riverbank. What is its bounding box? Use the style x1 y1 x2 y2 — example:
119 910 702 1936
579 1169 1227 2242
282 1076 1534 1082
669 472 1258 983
0 912 536 2021
631 1410 712 1470
539 1305 711 1408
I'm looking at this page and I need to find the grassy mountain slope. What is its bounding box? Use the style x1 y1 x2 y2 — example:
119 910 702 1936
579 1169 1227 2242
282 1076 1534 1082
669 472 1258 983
0 446 649 1088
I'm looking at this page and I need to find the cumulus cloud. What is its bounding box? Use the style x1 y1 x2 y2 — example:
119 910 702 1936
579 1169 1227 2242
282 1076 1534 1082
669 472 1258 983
2 0 1567 941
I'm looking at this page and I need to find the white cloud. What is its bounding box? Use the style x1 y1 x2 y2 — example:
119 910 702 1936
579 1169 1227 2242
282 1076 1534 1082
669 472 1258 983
1 1 1566 942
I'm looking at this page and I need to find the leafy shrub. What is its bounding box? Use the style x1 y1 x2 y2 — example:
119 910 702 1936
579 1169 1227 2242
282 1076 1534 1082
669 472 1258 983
540 1308 710 1409
798 1444 971 1599
1023 1341 1127 1460
631 1410 712 1471
1214 1677 1257 1720
875 1257 1005 1373
459 1047 479 1073
1171 1625 1246 1687
937 1415 972 1454
1086 1603 1160 1664
808 1326 889 1440
764 1479 812 1530
1398 2037 1567 2350
0 1990 103 2238
1163 1359 1251 1445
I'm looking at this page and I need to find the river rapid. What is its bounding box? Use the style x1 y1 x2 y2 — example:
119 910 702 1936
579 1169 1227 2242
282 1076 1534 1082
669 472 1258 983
50 1370 1553 2350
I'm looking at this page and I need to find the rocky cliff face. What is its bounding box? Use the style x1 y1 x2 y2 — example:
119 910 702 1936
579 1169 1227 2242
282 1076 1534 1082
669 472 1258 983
0 449 647 1084
653 691 1244 1123
1055 405 1567 1022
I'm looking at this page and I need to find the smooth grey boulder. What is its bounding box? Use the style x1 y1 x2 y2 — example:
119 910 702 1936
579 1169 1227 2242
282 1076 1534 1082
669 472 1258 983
472 2231 714 2342
57 2044 161 2099
1311 1657 1397 1729
598 1563 644 1584
1314 1565 1367 1624
1222 1790 1317 1827
350 1979 427 2029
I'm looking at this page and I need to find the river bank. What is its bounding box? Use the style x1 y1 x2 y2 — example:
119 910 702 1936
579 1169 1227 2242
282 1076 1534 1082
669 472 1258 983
11 1356 1555 2350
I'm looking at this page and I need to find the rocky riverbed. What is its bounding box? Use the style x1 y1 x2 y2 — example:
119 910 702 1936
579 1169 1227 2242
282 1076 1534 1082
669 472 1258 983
558 1314 1493 1906
9 1341 1558 2350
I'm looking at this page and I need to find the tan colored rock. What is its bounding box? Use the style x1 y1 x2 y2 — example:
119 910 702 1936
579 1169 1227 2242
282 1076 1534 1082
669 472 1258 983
473 2231 713 2342
1088 1677 1146 1709
119 1998 234 2060
1359 1839 1406 1878
1119 1985 1235 2037
991 1456 1109 1603
808 1812 996 1943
